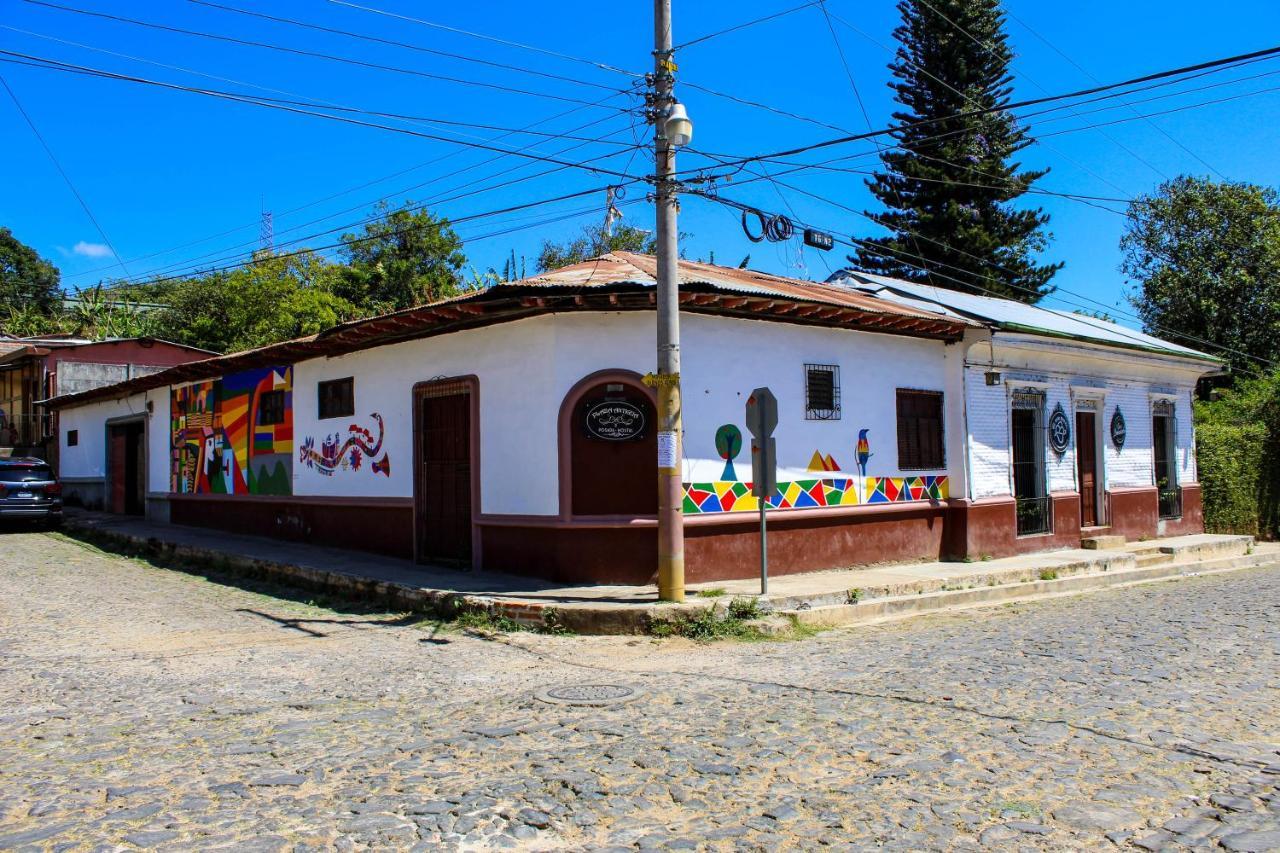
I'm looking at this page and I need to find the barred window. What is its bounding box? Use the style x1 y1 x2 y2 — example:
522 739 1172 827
896 389 944 469
804 364 840 420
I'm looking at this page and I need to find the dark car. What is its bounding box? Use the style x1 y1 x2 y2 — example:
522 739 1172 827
0 458 62 526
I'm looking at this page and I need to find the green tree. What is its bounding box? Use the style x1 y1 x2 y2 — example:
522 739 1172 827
536 223 655 273
150 252 357 353
1195 370 1280 537
853 0 1060 302
336 201 466 311
1122 177 1280 377
0 227 61 320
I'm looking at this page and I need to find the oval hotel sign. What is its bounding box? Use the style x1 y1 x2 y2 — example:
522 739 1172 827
584 399 646 441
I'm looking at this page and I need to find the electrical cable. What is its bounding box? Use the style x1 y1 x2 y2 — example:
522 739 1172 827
187 0 624 94
674 0 822 50
20 0 633 109
0 51 644 182
671 42 1280 175
325 0 642 79
692 189 1277 370
0 72 130 277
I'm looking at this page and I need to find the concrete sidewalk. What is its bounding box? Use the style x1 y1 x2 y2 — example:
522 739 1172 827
60 509 1273 634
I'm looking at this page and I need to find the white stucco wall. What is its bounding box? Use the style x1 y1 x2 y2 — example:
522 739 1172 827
57 392 148 480
964 335 1207 500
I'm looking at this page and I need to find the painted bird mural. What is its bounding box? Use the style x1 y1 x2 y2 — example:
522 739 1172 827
856 429 872 478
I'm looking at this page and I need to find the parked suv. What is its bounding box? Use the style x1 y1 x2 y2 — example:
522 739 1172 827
0 458 62 526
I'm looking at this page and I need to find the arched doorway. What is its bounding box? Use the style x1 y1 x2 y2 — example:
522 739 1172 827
562 372 658 517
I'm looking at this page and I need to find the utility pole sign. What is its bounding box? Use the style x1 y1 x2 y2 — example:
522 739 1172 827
746 387 777 595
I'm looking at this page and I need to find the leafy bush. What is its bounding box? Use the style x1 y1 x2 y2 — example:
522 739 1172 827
1195 371 1280 538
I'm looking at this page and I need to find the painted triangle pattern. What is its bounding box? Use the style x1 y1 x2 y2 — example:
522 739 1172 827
864 475 949 505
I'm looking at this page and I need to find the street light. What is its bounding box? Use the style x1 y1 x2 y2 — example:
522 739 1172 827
664 101 693 147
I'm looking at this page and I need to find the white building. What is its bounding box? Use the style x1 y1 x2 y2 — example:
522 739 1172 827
48 254 1217 583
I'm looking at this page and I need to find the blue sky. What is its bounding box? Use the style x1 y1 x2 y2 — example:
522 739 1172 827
3 0 1280 330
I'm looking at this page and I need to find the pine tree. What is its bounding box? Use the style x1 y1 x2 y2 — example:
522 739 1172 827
853 0 1061 302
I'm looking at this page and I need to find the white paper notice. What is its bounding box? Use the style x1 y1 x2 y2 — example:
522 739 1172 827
657 430 679 471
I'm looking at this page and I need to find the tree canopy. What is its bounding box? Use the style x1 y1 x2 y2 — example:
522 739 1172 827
1121 176 1280 376
335 201 466 311
853 0 1061 302
0 227 61 317
536 223 656 273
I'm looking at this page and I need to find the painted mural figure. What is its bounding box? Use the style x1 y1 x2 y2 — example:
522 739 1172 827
714 424 742 481
299 412 391 478
171 367 293 496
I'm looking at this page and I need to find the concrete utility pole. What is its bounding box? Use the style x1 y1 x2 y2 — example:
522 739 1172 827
652 0 684 602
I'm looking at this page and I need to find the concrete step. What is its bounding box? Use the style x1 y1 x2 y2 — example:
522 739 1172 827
780 549 1279 632
1082 534 1127 550
1135 552 1174 568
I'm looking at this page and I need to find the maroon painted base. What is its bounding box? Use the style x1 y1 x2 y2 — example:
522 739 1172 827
158 485 1206 585
168 494 413 559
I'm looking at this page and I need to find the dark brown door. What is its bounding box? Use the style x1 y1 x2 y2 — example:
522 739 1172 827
1076 411 1098 527
415 384 472 566
570 382 657 516
109 422 146 515
108 425 127 514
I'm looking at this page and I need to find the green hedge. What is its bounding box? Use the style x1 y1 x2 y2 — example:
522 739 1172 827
1196 421 1266 535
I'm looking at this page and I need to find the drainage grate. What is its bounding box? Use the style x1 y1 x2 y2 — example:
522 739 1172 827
534 684 643 707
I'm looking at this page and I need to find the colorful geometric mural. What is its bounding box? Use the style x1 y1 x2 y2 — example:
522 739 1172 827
682 475 949 514
299 413 391 477
807 450 841 472
856 429 872 477
170 366 293 496
865 475 948 504
682 477 863 514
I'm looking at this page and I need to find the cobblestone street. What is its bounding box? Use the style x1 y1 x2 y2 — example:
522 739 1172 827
1 531 1278 851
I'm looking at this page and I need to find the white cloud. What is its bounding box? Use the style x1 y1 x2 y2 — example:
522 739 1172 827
73 241 113 258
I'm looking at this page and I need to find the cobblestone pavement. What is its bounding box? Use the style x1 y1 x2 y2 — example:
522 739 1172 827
1 531 1278 852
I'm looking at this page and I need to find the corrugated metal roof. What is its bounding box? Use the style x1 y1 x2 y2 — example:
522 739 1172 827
47 253 972 410
829 270 1219 363
522 252 957 322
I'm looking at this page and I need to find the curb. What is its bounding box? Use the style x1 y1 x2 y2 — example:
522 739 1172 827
58 519 1272 636
781 550 1277 630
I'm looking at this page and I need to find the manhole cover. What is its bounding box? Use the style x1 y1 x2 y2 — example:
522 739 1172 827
534 684 643 707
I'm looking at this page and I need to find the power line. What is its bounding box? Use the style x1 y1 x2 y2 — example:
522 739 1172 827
674 0 822 51
100 183 639 291
21 0 632 110
910 0 1165 192
187 0 624 94
325 0 642 79
0 72 130 277
1003 6 1228 181
0 32 639 146
673 42 1280 175
0 50 645 181
691 189 1276 371
59 73 638 283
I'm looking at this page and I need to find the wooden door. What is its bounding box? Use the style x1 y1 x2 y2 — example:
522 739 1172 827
415 384 472 566
1076 411 1098 527
108 425 127 514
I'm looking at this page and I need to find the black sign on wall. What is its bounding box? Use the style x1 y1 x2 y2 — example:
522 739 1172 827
1111 407 1127 450
583 399 647 441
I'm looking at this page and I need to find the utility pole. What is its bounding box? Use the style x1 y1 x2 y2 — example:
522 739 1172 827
651 0 684 602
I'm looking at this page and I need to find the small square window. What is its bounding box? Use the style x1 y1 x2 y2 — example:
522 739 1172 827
805 364 840 420
257 390 287 426
318 377 354 420
66 429 79 447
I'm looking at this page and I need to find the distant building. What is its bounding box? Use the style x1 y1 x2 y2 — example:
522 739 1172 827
0 335 213 472
46 254 1218 580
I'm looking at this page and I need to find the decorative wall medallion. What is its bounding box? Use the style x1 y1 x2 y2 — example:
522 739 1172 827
1111 407 1127 450
583 399 646 441
1048 403 1071 455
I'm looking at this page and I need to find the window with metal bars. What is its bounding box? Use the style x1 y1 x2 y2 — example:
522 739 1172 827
896 389 944 469
804 364 840 420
